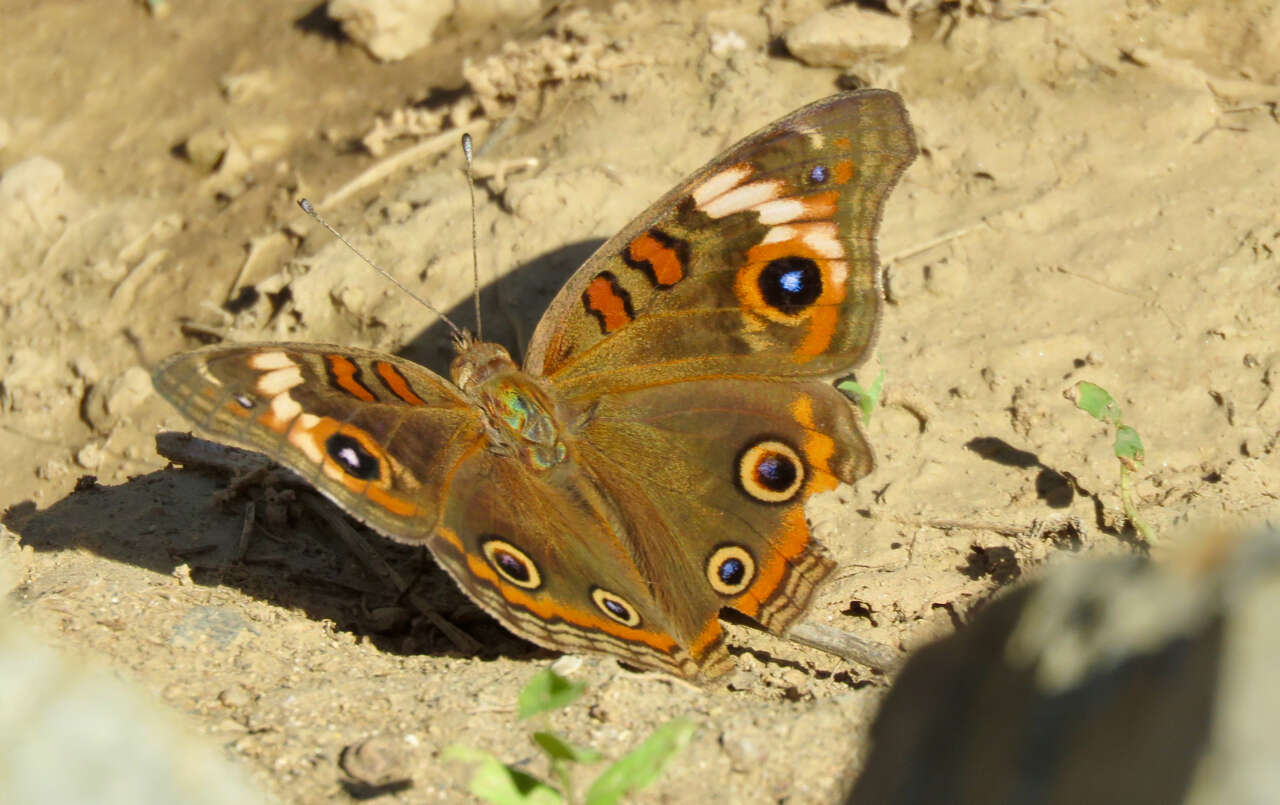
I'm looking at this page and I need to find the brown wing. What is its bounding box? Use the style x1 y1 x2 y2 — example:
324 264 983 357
425 444 735 681
153 343 485 540
524 89 916 394
574 378 861 638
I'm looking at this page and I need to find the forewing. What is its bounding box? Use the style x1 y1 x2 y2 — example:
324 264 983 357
153 343 486 540
525 90 916 391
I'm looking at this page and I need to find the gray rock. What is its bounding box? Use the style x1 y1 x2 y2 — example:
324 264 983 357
0 597 270 804
848 529 1280 804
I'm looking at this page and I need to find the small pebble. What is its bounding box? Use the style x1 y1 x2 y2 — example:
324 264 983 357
218 684 252 708
184 127 229 171
328 0 453 62
549 654 583 677
75 442 104 470
784 5 911 68
340 735 414 788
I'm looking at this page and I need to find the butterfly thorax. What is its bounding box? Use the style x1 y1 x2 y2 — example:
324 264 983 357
451 338 567 470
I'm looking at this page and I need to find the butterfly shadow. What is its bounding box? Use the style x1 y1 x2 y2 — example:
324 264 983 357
395 238 605 376
4 467 556 667
2 240 607 669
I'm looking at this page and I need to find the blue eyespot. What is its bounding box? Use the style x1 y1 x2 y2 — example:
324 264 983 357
779 269 805 294
758 257 822 314
604 599 627 618
718 557 745 585
735 439 805 504
496 551 528 582
705 545 756 595
809 164 829 184
755 454 797 493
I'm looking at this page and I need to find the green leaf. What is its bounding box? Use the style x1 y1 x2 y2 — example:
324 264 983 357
518 669 586 720
837 368 885 425
533 731 603 764
1070 381 1124 425
444 745 562 805
1113 425 1145 467
584 718 696 805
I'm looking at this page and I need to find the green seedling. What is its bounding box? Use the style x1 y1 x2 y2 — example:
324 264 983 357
838 367 886 426
447 669 696 805
1067 381 1153 542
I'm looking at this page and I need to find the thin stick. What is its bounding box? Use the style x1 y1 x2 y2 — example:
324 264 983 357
312 121 491 213
298 198 464 340
462 132 482 340
156 431 269 475
884 221 984 263
787 621 902 674
234 501 256 563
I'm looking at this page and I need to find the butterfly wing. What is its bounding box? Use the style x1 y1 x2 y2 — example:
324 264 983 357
157 343 725 676
153 344 486 539
428 443 734 679
576 378 863 635
520 91 914 652
525 89 916 387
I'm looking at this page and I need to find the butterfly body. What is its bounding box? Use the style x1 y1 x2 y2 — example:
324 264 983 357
155 90 916 681
451 338 570 469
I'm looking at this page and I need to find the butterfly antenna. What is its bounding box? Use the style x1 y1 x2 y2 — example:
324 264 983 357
462 133 483 341
297 198 464 341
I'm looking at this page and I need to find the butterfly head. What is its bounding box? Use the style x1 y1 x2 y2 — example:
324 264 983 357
449 338 514 392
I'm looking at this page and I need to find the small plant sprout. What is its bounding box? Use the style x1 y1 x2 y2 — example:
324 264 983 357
446 669 696 805
838 365 886 426
1066 381 1153 543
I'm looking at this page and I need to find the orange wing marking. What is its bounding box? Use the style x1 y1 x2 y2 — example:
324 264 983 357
326 354 376 401
732 507 809 619
624 230 687 287
375 361 427 406
582 272 634 334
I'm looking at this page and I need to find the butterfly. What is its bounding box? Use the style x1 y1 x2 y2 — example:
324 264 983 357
153 90 916 681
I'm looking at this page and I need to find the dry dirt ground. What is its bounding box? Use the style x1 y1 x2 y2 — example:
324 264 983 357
3 1 1279 802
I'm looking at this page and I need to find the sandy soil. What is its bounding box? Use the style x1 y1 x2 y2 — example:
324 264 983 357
3 0 1278 802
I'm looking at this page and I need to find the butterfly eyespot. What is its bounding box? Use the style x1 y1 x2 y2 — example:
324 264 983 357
481 538 542 590
325 433 381 480
233 394 255 409
590 587 641 627
759 257 822 316
705 545 756 596
808 164 829 184
736 439 805 503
